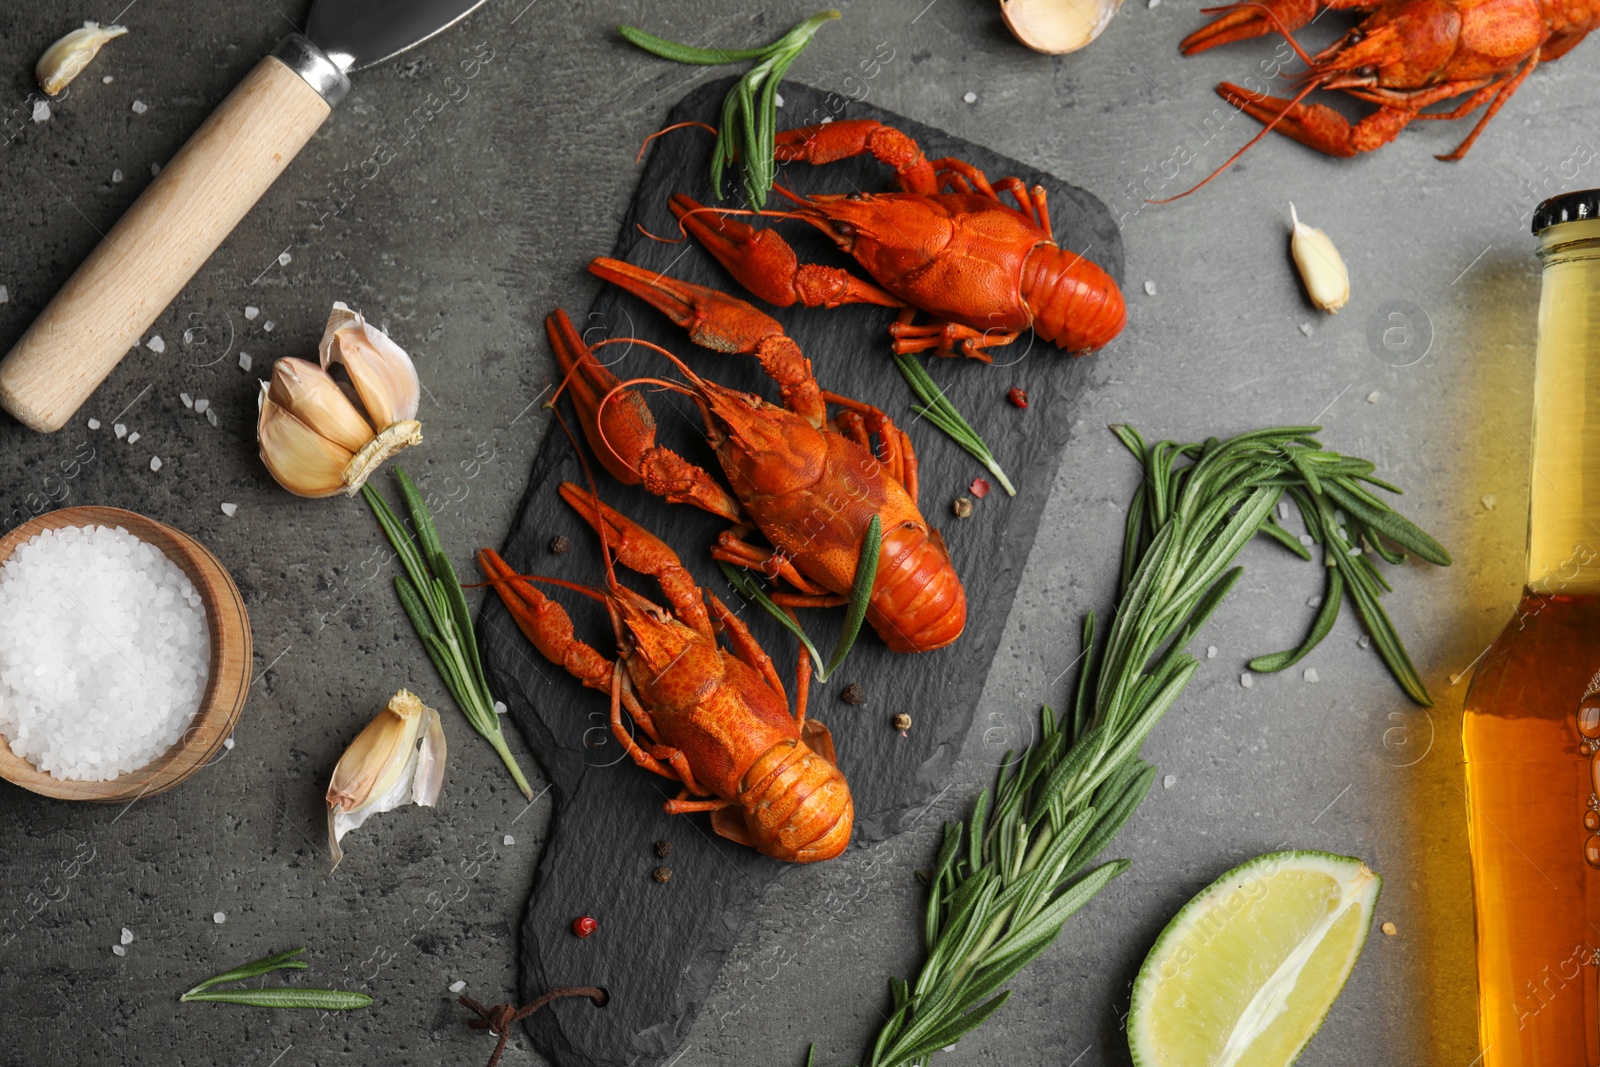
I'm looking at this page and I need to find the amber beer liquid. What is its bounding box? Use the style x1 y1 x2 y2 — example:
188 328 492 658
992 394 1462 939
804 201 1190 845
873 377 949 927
1464 191 1600 1065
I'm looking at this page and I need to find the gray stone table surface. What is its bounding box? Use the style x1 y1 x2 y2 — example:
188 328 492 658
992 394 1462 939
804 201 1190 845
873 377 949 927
0 1 1588 1064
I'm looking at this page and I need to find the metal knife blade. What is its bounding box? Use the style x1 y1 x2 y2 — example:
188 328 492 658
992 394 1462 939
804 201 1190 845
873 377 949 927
306 0 491 72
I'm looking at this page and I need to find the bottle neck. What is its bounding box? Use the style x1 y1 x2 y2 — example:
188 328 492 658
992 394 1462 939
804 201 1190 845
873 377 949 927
1528 219 1600 592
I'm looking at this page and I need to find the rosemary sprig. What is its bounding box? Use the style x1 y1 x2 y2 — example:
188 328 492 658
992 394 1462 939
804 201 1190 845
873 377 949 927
619 11 840 208
719 514 882 681
892 354 1015 496
841 426 1447 1066
180 948 372 1011
363 468 534 798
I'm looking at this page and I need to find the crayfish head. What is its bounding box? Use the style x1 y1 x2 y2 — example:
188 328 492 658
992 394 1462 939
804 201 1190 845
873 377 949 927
699 384 832 496
614 589 723 701
1316 12 1450 89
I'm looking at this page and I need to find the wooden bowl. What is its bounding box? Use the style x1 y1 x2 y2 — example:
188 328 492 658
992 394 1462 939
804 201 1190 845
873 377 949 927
0 506 251 801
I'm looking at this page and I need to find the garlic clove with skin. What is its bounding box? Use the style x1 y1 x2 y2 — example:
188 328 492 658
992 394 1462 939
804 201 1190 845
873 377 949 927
1000 0 1122 55
257 384 354 498
267 357 374 454
320 303 420 427
257 302 424 498
327 690 447 871
36 21 127 96
1288 203 1350 313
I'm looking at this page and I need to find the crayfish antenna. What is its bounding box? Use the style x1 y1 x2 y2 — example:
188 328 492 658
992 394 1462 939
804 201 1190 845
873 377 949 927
636 121 718 165
548 400 625 594
1149 78 1324 203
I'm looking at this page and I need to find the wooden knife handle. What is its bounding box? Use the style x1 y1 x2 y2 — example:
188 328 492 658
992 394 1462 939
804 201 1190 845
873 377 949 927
0 41 345 433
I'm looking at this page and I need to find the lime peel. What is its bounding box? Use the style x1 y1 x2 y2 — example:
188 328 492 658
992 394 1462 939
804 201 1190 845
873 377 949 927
1129 850 1382 1067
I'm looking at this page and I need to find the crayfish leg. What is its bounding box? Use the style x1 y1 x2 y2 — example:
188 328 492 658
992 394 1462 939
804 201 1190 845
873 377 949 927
773 119 938 193
707 592 787 709
609 667 682 784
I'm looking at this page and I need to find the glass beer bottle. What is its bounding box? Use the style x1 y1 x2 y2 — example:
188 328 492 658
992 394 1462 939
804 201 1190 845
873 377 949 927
1464 189 1600 1065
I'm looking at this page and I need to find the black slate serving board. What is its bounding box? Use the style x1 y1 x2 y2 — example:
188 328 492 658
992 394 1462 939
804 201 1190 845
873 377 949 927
479 78 1123 1067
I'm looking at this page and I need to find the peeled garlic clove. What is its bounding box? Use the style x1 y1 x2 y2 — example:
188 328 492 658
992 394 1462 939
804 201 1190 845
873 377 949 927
257 383 354 498
1289 202 1350 313
327 690 447 871
320 303 421 427
268 357 374 454
1000 0 1122 54
37 21 127 95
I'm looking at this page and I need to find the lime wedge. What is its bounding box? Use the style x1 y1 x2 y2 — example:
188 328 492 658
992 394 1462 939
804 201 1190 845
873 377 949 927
1128 850 1382 1067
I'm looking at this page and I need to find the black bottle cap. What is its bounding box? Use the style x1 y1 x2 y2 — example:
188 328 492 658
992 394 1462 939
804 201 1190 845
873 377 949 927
1533 189 1600 234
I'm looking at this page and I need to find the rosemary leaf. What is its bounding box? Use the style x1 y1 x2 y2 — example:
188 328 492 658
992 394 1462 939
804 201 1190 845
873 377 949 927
826 515 882 677
892 353 1016 495
182 948 307 996
836 426 1447 1067
180 989 372 1011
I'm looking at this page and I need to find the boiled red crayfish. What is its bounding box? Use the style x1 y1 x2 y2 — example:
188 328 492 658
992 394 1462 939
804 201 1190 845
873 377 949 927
1181 0 1599 163
479 485 852 863
547 257 967 654
666 118 1125 361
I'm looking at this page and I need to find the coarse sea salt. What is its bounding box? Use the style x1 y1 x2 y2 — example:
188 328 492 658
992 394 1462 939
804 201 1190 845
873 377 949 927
0 525 209 781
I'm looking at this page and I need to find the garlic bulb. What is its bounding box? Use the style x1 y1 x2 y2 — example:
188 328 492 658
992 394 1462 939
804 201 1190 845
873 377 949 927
257 303 423 497
37 21 127 96
1288 203 1350 313
1000 0 1122 55
327 690 447 871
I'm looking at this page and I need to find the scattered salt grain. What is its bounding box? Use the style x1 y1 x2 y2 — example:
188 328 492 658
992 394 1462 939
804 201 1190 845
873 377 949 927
146 334 165 354
238 352 252 372
263 320 276 333
1277 501 1289 520
774 92 784 108
120 927 134 945
212 911 226 924
102 75 113 84
821 116 833 124
1307 595 1321 609
205 408 218 427
1148 0 1161 7
126 432 140 445
0 525 209 780
220 503 238 518
1358 634 1370 650
1303 668 1320 684
113 423 126 439
1162 774 1176 788
1298 533 1314 548
1240 672 1254 689
222 736 234 749
87 418 100 430
1366 391 1380 403
493 700 507 716
149 456 162 472
131 100 148 114
504 834 515 846
449 980 467 993
111 169 123 183
1143 280 1156 296
112 945 126 956
277 251 291 267
962 91 977 104
1206 645 1217 659
149 163 160 177
1298 322 1313 337
32 100 50 123
180 393 192 408
244 306 259 321
0 285 8 303
193 398 209 414
1481 494 1497 510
